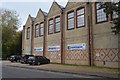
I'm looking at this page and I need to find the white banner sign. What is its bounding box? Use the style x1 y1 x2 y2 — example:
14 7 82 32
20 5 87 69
34 47 43 51
67 43 86 50
48 46 60 51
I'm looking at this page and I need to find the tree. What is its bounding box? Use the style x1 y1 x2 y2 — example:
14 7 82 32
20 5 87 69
100 1 120 35
0 8 20 30
0 9 22 58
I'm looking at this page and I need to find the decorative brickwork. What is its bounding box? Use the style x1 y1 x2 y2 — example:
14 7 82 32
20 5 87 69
46 51 61 63
94 48 119 62
65 50 88 61
33 52 43 56
65 50 89 65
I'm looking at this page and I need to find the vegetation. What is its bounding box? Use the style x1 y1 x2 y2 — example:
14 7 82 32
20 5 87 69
0 9 22 59
100 1 120 35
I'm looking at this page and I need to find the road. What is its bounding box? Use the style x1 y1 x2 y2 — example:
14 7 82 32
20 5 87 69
0 60 2 79
2 64 99 78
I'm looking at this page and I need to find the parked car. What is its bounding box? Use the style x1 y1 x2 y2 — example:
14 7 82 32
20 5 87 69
20 55 34 64
8 55 21 62
28 56 50 65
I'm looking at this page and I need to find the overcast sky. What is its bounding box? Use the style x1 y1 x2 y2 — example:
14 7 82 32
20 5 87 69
1 0 67 31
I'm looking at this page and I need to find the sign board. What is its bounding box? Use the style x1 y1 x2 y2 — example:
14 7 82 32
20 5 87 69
67 43 86 50
48 46 60 51
34 47 43 51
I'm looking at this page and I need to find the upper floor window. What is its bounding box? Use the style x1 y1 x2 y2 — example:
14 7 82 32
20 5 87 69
96 3 107 23
55 16 60 32
67 11 74 30
35 25 39 37
40 23 44 36
27 27 30 39
48 19 54 34
77 8 85 27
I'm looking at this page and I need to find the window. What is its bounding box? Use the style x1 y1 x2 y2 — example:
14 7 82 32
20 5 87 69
55 16 60 32
40 23 44 36
77 8 85 27
27 27 30 39
35 25 39 37
67 11 74 30
48 19 54 34
96 3 107 23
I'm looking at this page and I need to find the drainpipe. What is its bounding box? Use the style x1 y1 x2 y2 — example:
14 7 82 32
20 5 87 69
87 2 94 66
31 23 34 55
22 25 25 55
43 19 46 57
61 9 65 64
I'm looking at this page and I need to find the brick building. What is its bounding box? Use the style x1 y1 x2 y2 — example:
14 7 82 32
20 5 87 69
33 9 47 56
22 1 119 68
22 15 35 55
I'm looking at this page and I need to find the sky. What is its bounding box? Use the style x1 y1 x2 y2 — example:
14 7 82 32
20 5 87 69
1 0 68 31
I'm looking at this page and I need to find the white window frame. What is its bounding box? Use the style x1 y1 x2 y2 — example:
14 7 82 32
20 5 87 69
40 23 44 36
67 11 74 30
77 8 85 27
55 16 60 32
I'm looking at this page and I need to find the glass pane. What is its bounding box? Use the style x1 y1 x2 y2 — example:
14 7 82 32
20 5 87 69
40 27 44 35
27 28 30 39
96 3 101 9
68 12 74 19
40 23 44 36
49 25 53 33
77 8 84 15
77 15 85 27
55 17 60 32
68 18 74 29
35 25 39 37
49 19 53 24
55 23 60 32
97 9 107 22
55 17 60 23
49 19 53 34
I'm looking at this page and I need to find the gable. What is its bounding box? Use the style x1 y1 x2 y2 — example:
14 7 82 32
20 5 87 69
25 15 33 26
48 2 63 17
35 9 45 23
65 2 86 10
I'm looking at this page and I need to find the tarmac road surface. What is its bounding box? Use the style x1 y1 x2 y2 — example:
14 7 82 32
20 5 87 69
2 64 100 78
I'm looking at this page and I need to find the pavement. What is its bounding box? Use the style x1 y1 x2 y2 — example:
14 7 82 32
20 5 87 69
2 60 120 78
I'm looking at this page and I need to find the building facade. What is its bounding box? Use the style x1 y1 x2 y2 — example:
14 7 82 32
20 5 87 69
33 9 47 56
46 2 64 63
22 15 35 55
22 1 119 68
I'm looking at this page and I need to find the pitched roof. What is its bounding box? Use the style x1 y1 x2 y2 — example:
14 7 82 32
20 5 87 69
48 1 64 14
57 2 64 9
31 17 36 22
43 11 48 16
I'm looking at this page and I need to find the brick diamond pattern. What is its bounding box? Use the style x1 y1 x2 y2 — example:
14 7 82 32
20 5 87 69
34 52 43 56
46 51 61 63
65 50 88 61
94 48 119 62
